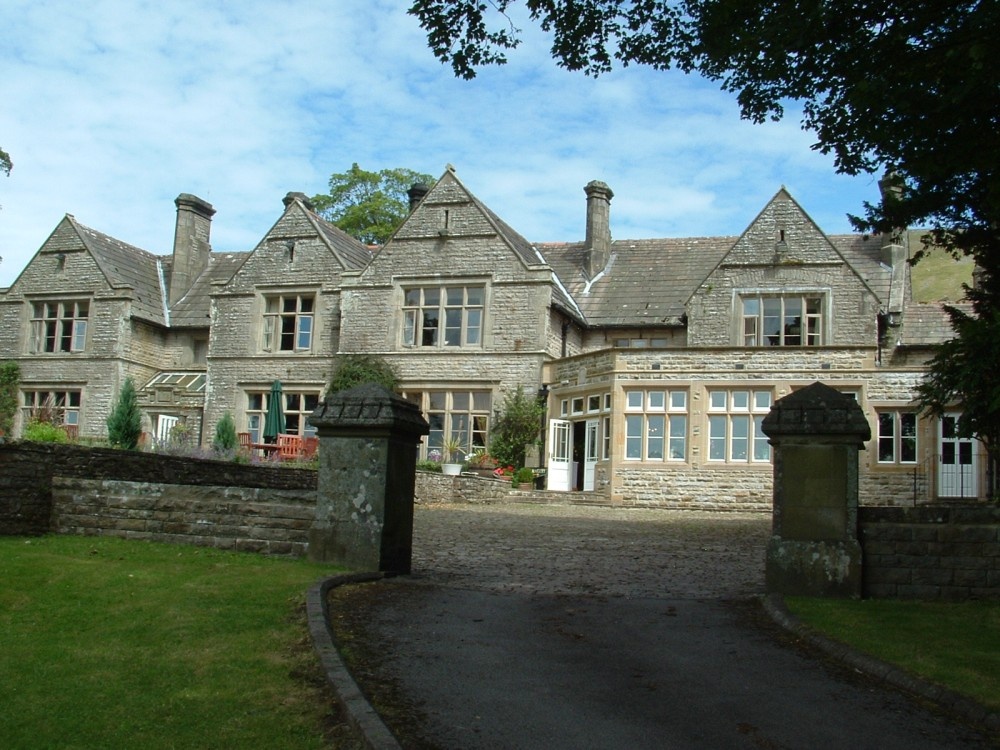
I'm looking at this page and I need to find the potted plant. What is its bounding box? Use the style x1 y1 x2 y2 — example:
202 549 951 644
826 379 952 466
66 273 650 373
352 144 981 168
441 437 465 476
511 467 535 489
466 448 499 477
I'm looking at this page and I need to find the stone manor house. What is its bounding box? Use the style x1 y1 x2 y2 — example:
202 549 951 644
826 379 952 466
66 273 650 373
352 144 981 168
0 167 983 508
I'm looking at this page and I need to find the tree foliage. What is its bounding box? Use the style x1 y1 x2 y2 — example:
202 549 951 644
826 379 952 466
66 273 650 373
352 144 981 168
0 361 20 437
0 147 10 176
411 0 1000 466
325 354 400 395
917 306 1000 498
489 386 544 468
311 163 435 245
107 377 142 450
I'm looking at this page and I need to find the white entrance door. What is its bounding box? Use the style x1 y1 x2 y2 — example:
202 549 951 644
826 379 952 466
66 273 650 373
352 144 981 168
547 419 572 491
939 413 977 498
156 414 179 445
583 419 599 491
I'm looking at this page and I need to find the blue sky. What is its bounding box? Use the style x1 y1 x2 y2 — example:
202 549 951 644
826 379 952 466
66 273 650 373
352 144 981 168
0 0 882 287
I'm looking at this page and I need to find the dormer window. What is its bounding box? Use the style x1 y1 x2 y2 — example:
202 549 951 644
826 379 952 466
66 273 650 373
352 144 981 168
741 294 823 347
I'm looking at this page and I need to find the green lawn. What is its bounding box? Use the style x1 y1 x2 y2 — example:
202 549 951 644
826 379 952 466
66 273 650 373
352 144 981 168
0 535 348 749
786 597 1000 712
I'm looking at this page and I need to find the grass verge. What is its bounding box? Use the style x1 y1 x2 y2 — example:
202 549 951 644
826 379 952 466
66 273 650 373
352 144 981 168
0 535 358 749
786 597 1000 712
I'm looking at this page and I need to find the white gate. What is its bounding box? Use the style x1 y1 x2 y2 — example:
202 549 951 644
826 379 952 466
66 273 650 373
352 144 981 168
546 419 572 491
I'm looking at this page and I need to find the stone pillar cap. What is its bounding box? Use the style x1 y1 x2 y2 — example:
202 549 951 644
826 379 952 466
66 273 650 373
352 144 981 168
761 382 871 440
308 383 429 438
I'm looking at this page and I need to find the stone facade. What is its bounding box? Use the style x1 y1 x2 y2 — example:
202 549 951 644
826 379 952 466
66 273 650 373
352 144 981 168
0 167 983 508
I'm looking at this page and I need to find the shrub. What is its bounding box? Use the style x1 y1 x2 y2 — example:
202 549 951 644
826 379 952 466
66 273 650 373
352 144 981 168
23 419 68 443
326 354 399 395
416 459 443 473
106 377 142 450
212 412 238 452
0 361 19 437
489 386 544 469
513 467 535 486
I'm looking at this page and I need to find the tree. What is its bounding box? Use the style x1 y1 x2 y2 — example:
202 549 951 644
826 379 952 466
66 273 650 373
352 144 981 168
917 306 1000 499
212 411 238 452
325 354 400 395
0 361 20 437
0 147 10 176
107 377 142 450
489 386 545 468
410 0 1000 475
311 163 435 245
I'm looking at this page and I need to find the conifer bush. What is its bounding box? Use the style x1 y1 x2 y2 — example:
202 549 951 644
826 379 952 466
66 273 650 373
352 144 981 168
106 377 142 450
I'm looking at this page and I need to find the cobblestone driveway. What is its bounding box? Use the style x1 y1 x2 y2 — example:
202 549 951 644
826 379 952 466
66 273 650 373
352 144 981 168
410 503 772 598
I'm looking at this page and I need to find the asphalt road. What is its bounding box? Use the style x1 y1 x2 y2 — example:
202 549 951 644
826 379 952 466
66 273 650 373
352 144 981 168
329 503 996 750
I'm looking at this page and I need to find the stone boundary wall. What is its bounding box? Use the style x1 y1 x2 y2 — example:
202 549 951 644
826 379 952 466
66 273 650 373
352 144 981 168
0 442 518 553
415 471 515 505
0 442 316 537
52 478 316 556
860 506 1000 600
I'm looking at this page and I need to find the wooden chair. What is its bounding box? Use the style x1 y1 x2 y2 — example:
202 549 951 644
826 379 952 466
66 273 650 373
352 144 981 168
301 436 319 459
237 432 252 450
277 434 303 461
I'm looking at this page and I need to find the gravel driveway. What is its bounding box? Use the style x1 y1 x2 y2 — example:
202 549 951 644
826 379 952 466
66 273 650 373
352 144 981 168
329 502 995 750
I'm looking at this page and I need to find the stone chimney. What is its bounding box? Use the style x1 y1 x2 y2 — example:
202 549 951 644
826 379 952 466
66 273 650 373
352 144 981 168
408 183 431 212
170 194 215 305
283 191 315 211
584 180 613 278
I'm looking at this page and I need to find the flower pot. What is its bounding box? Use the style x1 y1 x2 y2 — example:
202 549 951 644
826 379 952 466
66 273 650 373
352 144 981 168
441 463 462 476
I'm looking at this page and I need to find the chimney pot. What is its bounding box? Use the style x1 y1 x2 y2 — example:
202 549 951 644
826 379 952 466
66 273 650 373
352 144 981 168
408 183 431 212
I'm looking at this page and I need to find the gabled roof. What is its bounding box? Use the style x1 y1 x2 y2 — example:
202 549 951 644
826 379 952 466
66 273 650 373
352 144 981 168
538 237 733 327
70 217 168 325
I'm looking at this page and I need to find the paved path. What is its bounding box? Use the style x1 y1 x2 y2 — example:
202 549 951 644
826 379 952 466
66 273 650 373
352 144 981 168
329 503 996 749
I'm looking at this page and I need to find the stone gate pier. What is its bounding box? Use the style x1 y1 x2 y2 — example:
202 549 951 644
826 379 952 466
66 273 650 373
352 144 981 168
307 383 429 573
761 382 871 598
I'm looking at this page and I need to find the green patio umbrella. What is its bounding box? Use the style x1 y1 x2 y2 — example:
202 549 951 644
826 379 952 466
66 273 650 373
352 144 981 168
263 380 285 443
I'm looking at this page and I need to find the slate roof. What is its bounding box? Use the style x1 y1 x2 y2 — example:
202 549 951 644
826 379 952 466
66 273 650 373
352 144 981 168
896 302 966 347
307 207 373 270
828 234 893 304
71 217 168 326
538 237 734 327
169 252 250 328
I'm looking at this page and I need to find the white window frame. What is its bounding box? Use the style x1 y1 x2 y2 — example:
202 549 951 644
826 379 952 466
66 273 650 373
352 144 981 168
707 389 772 463
624 389 688 462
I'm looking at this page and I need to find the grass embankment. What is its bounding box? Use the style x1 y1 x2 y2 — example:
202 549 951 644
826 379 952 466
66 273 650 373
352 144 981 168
787 597 1000 712
0 535 350 749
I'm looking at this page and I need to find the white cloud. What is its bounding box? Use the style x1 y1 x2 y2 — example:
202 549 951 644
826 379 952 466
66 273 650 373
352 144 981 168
0 0 879 286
